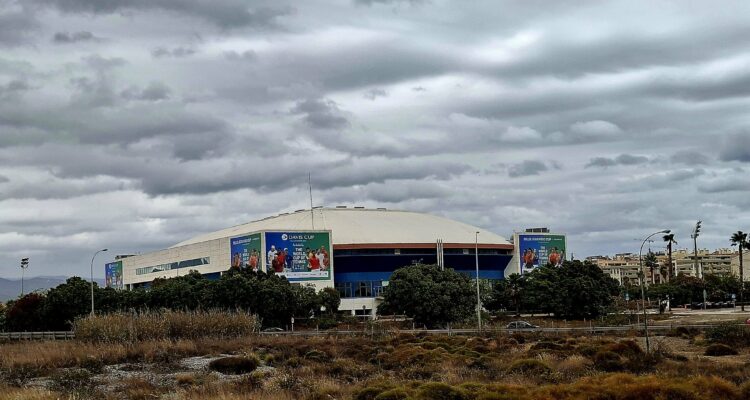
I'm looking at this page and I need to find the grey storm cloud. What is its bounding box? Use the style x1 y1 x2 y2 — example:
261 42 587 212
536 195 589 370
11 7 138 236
508 160 548 178
120 82 171 101
29 0 295 29
586 154 649 168
363 88 388 100
52 31 97 43
0 5 36 46
671 150 711 166
720 133 750 162
3 0 750 278
291 98 350 130
152 46 196 58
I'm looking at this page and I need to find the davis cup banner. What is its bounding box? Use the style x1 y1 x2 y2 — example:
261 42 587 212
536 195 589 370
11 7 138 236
230 233 263 272
518 234 566 273
264 231 332 281
105 261 123 290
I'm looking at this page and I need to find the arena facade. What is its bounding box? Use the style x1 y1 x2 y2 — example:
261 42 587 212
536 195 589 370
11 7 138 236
107 207 514 317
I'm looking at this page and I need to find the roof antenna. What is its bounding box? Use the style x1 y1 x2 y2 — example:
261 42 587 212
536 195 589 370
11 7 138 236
309 172 315 230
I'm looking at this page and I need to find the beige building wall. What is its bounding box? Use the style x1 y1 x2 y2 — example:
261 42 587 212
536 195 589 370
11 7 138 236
731 253 750 278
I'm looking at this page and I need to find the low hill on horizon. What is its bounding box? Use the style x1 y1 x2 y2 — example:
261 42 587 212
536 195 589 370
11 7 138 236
0 276 105 302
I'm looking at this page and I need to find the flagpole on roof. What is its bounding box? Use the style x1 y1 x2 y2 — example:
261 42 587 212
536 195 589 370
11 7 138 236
309 172 315 230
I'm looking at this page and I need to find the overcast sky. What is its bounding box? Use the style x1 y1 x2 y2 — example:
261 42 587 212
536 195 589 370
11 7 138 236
1 0 750 278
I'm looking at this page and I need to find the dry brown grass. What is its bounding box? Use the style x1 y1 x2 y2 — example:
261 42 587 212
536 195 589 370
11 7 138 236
74 310 260 342
0 386 62 400
2 331 750 399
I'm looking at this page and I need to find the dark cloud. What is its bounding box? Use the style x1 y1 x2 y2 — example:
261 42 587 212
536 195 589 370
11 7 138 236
52 31 97 44
0 5 37 46
151 46 196 58
291 98 349 130
120 82 171 101
586 154 649 168
30 0 294 29
719 133 750 162
671 150 711 166
508 160 548 177
363 88 387 100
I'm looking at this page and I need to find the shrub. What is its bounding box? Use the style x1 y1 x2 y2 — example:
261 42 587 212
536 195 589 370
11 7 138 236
706 322 750 346
48 368 94 394
505 359 552 376
530 341 564 351
705 344 738 356
208 356 260 375
375 388 412 400
416 382 467 400
593 351 624 372
356 385 394 400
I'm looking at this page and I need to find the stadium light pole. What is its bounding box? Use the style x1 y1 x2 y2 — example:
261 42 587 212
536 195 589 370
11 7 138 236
20 258 29 296
639 229 670 353
90 248 108 316
475 231 481 333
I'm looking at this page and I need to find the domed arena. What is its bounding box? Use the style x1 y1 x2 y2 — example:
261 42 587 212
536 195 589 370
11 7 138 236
113 207 514 316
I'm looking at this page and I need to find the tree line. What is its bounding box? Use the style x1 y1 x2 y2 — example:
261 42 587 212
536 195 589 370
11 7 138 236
0 269 340 332
379 260 622 327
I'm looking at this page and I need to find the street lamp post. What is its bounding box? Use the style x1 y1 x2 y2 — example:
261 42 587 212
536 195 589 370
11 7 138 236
639 229 670 353
90 248 108 316
475 231 481 333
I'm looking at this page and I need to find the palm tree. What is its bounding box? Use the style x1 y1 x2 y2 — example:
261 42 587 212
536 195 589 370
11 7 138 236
644 251 658 285
731 231 748 311
663 233 677 282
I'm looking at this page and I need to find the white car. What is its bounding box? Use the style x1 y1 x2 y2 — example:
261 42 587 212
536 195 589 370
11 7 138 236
506 321 539 330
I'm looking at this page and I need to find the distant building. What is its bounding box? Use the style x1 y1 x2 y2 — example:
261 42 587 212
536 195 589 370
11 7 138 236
593 248 737 286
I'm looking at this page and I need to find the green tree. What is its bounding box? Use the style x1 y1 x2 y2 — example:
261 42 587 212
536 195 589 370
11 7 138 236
522 261 619 319
5 293 46 331
44 277 93 330
731 231 748 311
487 274 526 316
378 264 475 327
318 287 341 315
663 233 677 282
291 284 320 318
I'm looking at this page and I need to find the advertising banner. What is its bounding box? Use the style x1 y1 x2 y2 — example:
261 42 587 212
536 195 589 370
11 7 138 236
105 261 123 290
264 231 332 281
230 233 263 272
518 234 566 273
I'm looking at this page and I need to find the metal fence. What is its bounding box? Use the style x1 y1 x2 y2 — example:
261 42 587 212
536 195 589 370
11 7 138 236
0 331 75 340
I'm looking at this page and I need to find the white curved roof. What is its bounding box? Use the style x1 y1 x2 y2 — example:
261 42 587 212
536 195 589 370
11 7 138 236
172 208 511 248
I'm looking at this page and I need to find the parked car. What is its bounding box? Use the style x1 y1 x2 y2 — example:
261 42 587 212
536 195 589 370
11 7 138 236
506 321 539 330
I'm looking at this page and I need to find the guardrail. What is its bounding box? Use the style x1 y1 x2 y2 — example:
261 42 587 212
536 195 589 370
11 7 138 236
0 331 75 340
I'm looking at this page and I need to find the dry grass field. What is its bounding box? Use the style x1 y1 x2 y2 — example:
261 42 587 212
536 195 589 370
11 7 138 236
2 314 750 399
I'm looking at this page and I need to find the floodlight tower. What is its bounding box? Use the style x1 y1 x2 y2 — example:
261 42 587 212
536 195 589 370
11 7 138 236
20 258 29 296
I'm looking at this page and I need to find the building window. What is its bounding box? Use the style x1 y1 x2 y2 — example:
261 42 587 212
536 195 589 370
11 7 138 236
136 257 210 275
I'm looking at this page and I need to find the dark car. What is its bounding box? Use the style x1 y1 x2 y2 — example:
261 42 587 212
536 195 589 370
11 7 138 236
506 321 539 330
